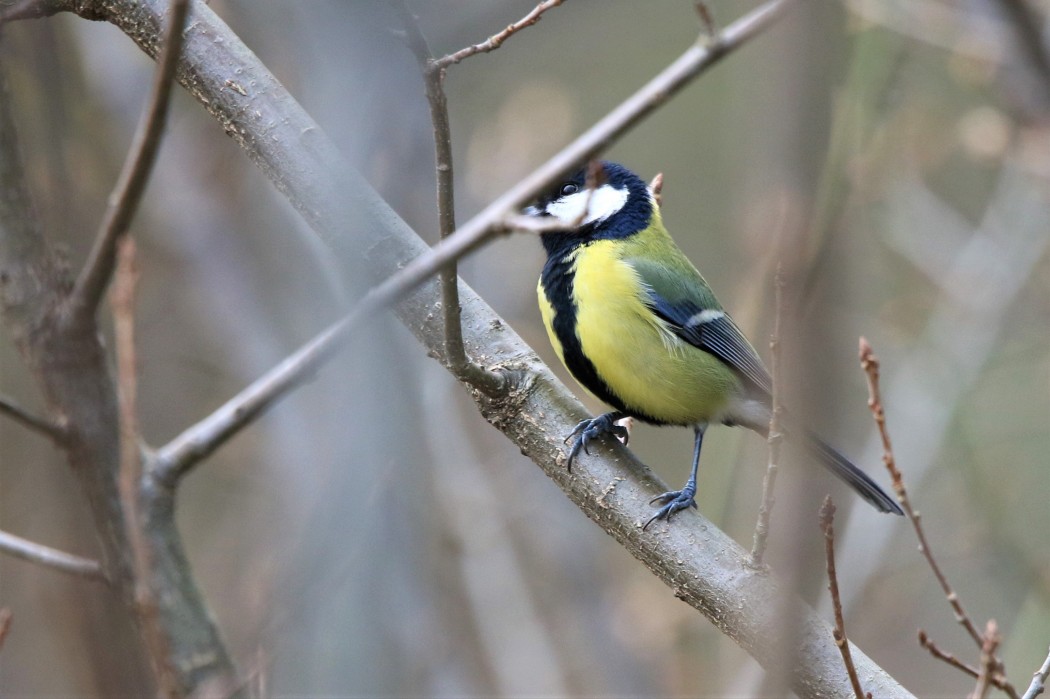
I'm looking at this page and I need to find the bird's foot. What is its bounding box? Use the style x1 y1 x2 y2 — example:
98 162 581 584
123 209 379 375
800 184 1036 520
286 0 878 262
564 412 629 471
643 482 697 530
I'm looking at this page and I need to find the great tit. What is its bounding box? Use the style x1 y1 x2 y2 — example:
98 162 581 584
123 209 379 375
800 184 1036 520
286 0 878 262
526 161 903 526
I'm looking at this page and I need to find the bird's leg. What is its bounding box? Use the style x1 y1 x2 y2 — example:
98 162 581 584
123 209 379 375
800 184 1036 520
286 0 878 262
644 424 706 529
564 411 628 471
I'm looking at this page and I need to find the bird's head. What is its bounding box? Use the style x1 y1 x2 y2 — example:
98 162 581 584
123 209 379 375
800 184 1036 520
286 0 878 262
525 161 653 245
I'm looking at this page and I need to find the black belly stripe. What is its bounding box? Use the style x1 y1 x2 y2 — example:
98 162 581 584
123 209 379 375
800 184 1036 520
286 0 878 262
540 250 631 416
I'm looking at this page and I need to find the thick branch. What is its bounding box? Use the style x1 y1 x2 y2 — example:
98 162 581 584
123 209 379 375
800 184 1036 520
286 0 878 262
65 0 190 323
39 0 913 695
0 529 105 581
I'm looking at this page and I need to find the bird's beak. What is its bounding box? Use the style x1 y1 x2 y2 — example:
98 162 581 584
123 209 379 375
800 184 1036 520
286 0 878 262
523 204 543 217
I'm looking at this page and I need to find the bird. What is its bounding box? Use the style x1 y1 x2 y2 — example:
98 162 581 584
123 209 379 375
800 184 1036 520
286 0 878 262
525 161 903 527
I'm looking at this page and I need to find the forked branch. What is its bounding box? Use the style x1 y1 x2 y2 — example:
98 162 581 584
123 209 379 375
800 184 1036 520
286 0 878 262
65 0 190 323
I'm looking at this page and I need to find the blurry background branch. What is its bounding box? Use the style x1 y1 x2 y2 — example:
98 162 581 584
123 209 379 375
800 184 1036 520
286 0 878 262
0 529 105 581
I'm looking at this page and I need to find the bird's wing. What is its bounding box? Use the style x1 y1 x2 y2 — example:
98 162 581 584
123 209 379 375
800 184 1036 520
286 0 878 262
629 257 772 397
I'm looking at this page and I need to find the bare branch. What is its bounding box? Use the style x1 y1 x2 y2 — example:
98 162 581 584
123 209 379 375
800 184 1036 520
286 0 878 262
1023 646 1050 699
393 0 506 395
859 337 986 648
0 392 64 441
820 497 866 699
153 313 353 485
749 262 784 566
65 0 190 323
919 629 981 679
0 0 68 25
432 0 565 70
112 238 181 695
694 2 718 40
0 529 105 581
971 620 1002 699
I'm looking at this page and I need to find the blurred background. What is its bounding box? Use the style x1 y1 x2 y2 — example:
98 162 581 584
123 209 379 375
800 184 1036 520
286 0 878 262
1 0 1049 696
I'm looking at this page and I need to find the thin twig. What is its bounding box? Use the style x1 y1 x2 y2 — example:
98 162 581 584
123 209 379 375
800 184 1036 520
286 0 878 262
859 337 986 648
153 312 353 485
820 497 867 699
749 262 784 566
919 629 1018 698
1022 646 1050 699
65 0 190 323
694 1 718 40
971 620 1002 699
393 0 506 395
0 608 10 651
432 0 565 70
0 529 105 581
919 629 981 679
153 0 799 483
0 393 64 441
112 237 179 696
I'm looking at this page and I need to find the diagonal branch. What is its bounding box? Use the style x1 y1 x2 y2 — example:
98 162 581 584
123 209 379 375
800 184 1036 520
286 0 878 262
0 392 65 441
153 314 353 485
431 0 564 70
64 0 190 324
0 528 106 581
1023 646 1050 699
859 338 986 648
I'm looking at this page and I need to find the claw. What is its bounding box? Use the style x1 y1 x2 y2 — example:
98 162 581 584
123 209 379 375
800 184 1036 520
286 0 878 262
563 412 627 471
642 485 697 530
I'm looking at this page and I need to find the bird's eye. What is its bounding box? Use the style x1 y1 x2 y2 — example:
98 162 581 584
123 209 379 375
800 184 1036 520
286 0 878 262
560 183 579 196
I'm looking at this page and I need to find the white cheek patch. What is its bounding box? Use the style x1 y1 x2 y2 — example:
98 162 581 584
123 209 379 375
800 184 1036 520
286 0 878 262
545 184 629 226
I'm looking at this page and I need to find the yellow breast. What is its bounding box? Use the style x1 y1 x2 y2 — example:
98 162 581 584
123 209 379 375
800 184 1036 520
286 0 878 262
539 239 740 426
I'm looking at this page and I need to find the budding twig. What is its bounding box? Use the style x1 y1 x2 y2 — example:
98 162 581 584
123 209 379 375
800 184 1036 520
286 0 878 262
820 496 867 699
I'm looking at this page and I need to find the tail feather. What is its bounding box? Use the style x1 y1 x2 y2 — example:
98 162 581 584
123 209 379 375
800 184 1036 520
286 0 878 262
807 436 903 515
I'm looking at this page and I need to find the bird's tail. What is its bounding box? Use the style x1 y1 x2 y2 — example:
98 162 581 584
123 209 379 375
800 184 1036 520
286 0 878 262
806 435 903 515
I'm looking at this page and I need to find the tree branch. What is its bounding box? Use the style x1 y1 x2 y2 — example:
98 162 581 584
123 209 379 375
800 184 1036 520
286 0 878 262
749 262 784 566
820 497 867 699
859 338 986 648
431 0 564 69
1023 646 1050 699
64 0 190 324
0 529 105 581
0 392 65 441
393 0 512 395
